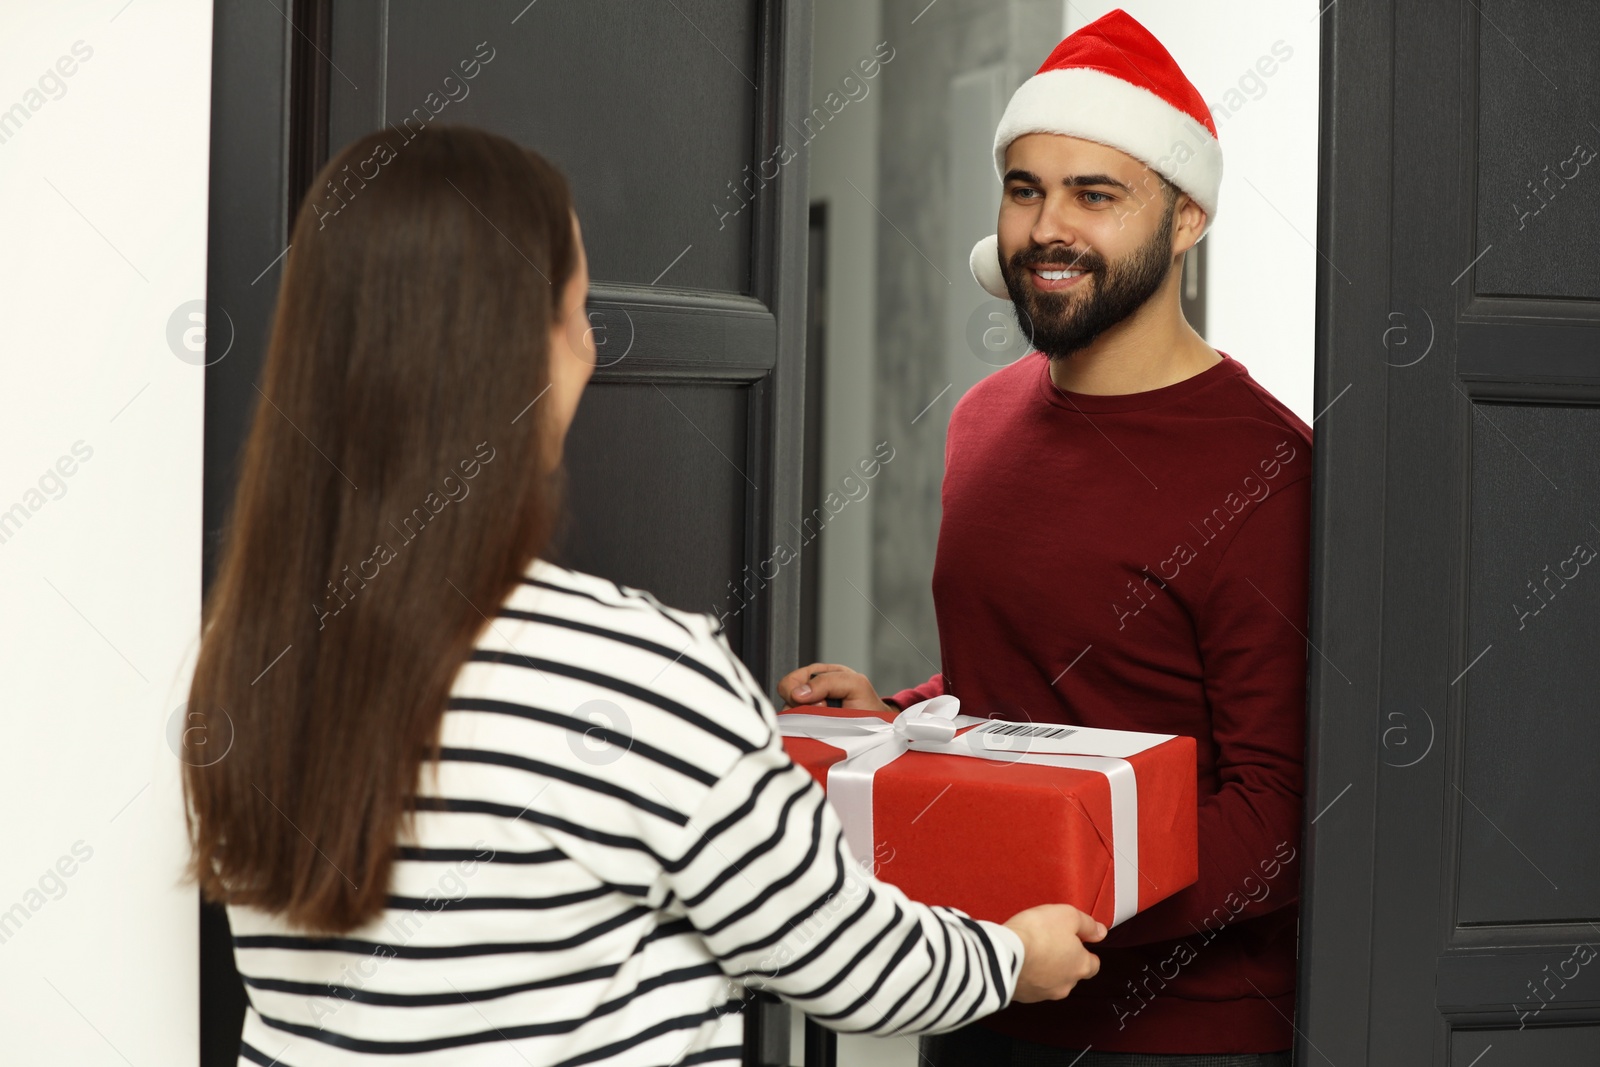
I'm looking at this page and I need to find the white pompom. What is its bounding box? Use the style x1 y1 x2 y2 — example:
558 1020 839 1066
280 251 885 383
968 234 1010 299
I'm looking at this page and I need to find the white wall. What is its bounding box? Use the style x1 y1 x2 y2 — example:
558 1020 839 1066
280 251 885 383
0 1 210 1062
1064 0 1321 423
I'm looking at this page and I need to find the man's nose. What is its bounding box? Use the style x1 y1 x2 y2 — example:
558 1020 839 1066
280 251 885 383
1029 194 1088 251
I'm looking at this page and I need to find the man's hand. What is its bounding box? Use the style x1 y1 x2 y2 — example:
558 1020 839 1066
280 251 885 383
777 663 892 712
1003 904 1105 1003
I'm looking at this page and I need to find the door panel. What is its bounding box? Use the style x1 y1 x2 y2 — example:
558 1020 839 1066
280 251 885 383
328 1 760 294
1460 402 1600 926
1452 1025 1600 1066
560 380 752 650
1471 4 1600 300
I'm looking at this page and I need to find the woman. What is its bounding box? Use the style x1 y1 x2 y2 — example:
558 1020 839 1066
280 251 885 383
182 126 1102 1066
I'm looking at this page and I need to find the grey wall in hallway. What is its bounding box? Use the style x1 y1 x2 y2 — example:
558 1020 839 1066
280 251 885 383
869 0 1059 693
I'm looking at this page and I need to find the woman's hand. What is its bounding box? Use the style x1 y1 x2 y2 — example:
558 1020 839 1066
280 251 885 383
777 663 892 712
1003 904 1106 1003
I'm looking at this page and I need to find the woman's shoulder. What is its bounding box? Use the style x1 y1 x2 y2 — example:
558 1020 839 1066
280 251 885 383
491 559 773 734
439 560 777 796
516 559 721 649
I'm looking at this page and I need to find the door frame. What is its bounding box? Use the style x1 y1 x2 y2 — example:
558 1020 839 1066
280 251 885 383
1296 1 1391 1060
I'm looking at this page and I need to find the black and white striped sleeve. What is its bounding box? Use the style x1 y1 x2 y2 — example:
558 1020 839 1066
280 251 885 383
659 627 1025 1037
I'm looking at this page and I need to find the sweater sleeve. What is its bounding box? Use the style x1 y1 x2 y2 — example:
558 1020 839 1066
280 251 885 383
884 672 946 711
1101 475 1311 948
663 642 1023 1037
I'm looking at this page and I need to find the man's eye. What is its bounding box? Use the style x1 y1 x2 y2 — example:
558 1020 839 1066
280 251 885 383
1011 187 1040 200
1083 191 1113 205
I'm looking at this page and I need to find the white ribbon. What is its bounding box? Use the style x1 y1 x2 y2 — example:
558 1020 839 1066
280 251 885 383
779 696 1164 926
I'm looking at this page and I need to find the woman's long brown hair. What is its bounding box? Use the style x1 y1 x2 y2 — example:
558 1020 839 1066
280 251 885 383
182 126 577 934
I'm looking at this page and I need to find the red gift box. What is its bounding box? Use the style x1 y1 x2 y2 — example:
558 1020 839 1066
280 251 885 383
778 697 1197 929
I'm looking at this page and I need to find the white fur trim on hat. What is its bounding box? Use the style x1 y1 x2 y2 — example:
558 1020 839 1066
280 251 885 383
970 234 1008 299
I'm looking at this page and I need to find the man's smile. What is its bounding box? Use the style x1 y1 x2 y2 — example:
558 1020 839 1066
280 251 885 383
1030 267 1090 292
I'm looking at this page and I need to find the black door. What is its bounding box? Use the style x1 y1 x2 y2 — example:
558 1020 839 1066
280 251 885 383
203 2 812 1062
1301 1 1600 1063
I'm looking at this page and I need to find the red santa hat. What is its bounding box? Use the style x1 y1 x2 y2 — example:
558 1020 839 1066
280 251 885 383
970 9 1222 299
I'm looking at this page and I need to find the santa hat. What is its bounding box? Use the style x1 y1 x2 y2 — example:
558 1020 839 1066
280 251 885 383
970 9 1222 299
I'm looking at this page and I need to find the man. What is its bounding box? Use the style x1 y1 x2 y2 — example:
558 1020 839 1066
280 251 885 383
779 10 1310 1065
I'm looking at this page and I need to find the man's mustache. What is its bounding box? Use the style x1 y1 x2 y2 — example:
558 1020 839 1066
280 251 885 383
1010 247 1104 275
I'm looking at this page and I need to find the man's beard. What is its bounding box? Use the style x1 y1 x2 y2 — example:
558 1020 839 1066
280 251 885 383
1001 202 1176 361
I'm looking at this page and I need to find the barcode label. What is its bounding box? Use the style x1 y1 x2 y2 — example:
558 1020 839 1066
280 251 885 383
977 721 1078 741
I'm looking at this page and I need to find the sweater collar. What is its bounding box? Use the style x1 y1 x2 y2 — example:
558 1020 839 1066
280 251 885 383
1032 349 1244 414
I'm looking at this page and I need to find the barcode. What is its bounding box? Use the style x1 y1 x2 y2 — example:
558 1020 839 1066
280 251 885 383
978 722 1077 740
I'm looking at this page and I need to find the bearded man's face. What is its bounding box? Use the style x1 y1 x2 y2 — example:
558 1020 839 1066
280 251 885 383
996 134 1183 360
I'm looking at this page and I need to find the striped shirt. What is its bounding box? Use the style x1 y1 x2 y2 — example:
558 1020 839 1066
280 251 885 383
229 560 1023 1066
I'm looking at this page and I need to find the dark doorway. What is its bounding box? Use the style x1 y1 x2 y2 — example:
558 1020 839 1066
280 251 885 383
799 201 829 668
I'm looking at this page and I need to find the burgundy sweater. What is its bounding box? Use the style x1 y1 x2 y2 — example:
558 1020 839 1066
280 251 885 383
886 351 1312 1054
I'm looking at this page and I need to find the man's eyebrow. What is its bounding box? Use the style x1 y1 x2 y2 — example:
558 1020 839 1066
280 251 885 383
1062 173 1133 193
1002 169 1133 194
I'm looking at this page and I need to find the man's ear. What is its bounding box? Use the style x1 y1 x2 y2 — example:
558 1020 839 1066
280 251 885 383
1172 192 1208 256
